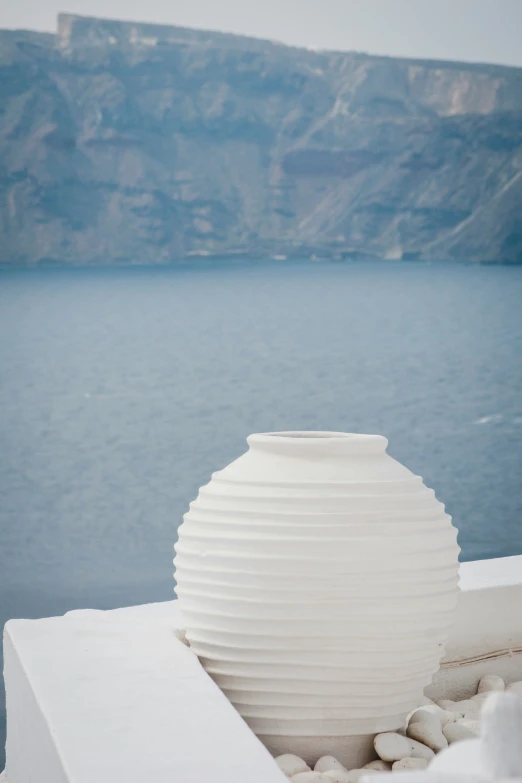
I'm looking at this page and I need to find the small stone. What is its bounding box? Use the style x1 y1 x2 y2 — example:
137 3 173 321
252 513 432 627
291 774 332 783
438 710 463 727
408 709 441 731
315 756 348 773
506 681 522 697
323 770 356 783
392 758 429 771
364 760 392 771
436 699 459 711
443 722 479 744
332 770 379 783
407 720 448 753
438 698 477 715
460 707 480 719
409 705 460 729
462 708 480 719
407 738 436 762
277 754 311 777
457 699 478 709
477 675 505 693
457 718 481 734
421 704 463 723
374 732 412 762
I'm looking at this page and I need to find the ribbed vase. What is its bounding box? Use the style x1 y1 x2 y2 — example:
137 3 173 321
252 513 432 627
174 432 460 767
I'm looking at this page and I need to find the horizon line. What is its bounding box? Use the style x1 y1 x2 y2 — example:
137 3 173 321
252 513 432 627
2 11 522 72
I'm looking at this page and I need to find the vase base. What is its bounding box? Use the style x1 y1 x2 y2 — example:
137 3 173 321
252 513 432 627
259 732 377 769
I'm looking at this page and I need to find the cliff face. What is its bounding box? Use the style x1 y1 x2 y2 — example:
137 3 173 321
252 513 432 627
1 14 522 265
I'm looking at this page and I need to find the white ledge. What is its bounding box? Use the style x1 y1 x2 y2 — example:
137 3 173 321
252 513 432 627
428 555 522 701
444 554 522 661
4 606 287 783
3 555 522 782
459 554 522 591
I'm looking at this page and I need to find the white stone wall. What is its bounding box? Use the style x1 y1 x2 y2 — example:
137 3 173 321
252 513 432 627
3 555 522 783
428 555 522 701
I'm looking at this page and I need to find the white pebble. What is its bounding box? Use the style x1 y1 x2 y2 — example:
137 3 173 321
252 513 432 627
407 720 448 753
364 760 392 771
438 698 477 716
438 710 464 726
478 675 505 694
323 770 357 783
407 738 436 761
277 754 311 777
408 709 441 731
506 681 522 697
437 699 466 714
458 718 481 734
330 770 378 783
291 774 332 783
392 758 428 771
443 722 479 744
456 699 479 709
409 705 460 728
461 708 480 719
315 756 347 774
374 732 412 762
437 699 459 711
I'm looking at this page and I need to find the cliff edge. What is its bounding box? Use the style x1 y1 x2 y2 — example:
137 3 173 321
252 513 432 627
1 14 521 265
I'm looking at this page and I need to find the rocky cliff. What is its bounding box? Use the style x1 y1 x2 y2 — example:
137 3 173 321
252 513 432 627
1 14 522 265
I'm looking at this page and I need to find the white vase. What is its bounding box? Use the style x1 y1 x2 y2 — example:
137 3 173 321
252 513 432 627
174 432 460 767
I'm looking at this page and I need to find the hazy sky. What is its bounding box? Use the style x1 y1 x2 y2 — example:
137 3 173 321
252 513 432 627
1 0 522 67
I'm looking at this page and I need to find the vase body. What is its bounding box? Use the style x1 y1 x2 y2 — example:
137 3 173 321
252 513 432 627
174 432 460 767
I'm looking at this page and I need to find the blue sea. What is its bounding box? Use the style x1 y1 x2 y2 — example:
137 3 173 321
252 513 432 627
1 260 522 764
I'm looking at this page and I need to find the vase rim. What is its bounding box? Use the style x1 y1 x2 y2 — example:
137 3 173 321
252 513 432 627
247 431 388 453
253 431 384 440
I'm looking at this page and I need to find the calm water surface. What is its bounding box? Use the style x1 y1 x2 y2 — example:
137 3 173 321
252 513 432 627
1 260 522 763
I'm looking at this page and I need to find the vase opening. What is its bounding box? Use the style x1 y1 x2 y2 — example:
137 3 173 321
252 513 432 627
265 431 354 439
